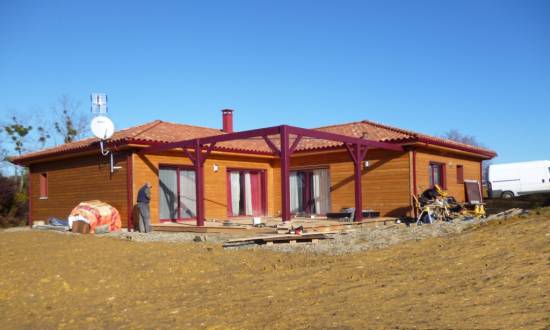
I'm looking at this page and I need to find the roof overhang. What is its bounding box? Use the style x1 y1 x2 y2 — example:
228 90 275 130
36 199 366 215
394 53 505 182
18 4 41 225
140 124 404 155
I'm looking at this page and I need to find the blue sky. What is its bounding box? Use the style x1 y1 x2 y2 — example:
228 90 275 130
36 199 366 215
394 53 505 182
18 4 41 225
1 0 548 163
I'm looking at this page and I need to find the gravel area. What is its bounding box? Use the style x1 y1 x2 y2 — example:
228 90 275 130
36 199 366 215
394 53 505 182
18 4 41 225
4 209 528 255
234 211 530 255
103 229 232 244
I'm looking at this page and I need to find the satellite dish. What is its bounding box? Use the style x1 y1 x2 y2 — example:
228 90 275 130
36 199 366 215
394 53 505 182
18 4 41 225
91 115 115 140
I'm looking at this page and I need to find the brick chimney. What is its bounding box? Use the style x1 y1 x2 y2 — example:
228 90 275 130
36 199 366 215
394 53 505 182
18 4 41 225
222 109 234 133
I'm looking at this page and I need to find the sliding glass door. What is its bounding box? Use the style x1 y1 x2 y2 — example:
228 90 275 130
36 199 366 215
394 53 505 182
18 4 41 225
159 166 196 222
227 170 265 217
290 168 330 216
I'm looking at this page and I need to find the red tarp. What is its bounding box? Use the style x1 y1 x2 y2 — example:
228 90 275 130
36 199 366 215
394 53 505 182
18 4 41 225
69 200 121 233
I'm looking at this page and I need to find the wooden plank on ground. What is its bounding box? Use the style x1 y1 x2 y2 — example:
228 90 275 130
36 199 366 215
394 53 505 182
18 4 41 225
223 233 333 247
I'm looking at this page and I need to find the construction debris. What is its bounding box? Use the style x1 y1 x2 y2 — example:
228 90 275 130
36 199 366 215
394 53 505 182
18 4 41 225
483 208 527 221
223 233 333 248
415 183 487 225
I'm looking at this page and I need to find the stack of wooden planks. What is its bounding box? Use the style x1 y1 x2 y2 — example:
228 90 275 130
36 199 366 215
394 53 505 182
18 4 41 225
222 232 334 248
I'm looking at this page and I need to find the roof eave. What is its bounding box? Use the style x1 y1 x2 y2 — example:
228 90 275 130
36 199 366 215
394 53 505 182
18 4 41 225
407 138 497 159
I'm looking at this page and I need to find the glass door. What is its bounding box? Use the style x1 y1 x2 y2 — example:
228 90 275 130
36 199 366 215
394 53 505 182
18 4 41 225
227 170 265 217
290 168 330 216
159 166 196 222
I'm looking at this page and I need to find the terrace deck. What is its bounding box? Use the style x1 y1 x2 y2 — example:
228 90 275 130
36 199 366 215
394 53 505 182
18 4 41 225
151 216 398 235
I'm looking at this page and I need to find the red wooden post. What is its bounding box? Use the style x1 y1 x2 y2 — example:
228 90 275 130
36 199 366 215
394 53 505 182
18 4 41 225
27 168 32 227
280 125 291 222
194 139 205 226
126 151 134 231
480 161 484 203
353 144 363 222
412 149 418 218
345 143 368 222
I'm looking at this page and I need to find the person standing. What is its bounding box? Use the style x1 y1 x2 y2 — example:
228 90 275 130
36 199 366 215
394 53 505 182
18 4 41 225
137 182 152 233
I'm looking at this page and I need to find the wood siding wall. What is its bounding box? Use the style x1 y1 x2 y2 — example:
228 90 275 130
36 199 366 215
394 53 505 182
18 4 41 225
27 146 484 227
29 153 129 226
273 149 413 217
415 148 482 202
132 151 274 224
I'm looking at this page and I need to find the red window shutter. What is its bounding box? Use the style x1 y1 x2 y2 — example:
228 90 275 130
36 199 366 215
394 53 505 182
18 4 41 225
441 163 447 189
40 173 48 198
457 165 464 184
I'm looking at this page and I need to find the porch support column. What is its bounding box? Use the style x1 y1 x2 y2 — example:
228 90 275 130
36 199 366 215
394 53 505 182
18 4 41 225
194 139 205 226
346 143 368 222
353 145 363 222
280 125 291 222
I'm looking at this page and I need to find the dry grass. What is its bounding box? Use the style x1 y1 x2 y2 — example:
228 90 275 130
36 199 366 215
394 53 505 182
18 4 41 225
1 209 549 329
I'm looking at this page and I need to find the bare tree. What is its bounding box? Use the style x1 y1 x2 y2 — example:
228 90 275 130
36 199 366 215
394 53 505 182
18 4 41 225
442 129 492 182
2 116 33 191
52 95 91 144
442 129 481 147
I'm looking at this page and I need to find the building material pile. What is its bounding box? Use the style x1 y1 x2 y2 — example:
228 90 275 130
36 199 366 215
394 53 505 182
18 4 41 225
223 232 333 248
69 200 121 233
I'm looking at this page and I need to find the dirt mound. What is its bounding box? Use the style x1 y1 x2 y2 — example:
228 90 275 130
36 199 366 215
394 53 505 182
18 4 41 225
1 209 549 329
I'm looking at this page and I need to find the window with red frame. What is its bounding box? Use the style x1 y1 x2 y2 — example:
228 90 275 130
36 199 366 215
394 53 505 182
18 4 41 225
39 173 48 198
456 165 464 184
429 162 446 189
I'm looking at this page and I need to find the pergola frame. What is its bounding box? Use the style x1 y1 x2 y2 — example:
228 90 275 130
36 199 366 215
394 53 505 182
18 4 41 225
142 124 403 226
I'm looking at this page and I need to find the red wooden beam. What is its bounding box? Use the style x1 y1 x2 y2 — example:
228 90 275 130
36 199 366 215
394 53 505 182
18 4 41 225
262 135 280 156
359 145 369 161
288 135 303 155
479 161 484 203
344 143 357 163
345 143 368 222
126 151 134 231
142 125 282 154
28 168 32 227
200 142 217 166
141 124 404 156
194 139 205 226
412 149 418 218
183 147 196 165
287 126 403 151
353 144 366 222
280 126 291 222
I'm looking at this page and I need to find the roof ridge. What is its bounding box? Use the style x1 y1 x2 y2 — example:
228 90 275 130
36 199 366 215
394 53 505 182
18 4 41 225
155 119 224 132
312 120 366 130
127 120 164 139
359 119 419 137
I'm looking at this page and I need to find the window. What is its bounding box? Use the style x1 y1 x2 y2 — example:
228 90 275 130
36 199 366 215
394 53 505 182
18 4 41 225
159 166 196 221
290 168 331 215
39 173 48 198
456 165 464 184
429 162 446 189
227 170 266 217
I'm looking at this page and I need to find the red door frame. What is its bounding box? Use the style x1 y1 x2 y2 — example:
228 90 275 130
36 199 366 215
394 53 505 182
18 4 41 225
226 168 267 217
291 169 323 216
429 161 447 189
158 164 196 222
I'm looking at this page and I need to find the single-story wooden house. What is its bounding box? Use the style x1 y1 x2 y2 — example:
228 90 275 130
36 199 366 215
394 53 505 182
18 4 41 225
11 110 496 228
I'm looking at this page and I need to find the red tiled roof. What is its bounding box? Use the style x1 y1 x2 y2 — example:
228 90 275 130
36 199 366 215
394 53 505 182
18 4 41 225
10 118 496 164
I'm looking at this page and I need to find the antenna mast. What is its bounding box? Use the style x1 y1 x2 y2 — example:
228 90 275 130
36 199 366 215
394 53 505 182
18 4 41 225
90 93 120 173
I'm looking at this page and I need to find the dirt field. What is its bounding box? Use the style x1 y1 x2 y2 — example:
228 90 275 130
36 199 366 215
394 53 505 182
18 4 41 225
1 210 549 329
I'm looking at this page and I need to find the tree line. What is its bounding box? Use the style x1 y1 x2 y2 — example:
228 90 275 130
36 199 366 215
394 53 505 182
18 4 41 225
0 95 90 227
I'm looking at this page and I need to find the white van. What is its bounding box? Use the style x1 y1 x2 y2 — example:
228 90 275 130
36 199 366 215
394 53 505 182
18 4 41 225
488 160 550 198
